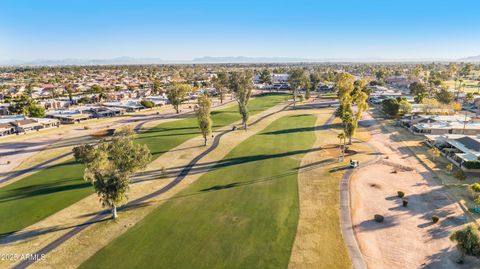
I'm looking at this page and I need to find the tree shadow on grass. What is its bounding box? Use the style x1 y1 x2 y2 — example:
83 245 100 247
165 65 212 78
134 147 325 183
0 217 110 244
0 179 89 203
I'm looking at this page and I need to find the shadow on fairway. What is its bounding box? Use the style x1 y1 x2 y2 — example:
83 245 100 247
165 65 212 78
0 218 110 244
134 147 324 184
0 180 90 203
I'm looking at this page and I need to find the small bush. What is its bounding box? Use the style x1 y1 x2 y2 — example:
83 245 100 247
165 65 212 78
374 214 384 223
84 126 90 130
432 215 440 223
455 169 466 181
140 100 155 108
397 191 405 198
470 183 480 193
402 198 409 207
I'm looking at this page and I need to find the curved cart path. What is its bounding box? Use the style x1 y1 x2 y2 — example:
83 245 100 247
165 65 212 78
0 99 233 187
339 119 380 269
9 101 344 269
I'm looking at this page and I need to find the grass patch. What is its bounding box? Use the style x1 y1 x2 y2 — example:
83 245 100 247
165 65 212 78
80 114 317 269
0 93 286 236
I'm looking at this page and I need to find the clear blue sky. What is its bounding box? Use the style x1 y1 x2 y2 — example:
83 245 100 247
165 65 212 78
1 0 479 61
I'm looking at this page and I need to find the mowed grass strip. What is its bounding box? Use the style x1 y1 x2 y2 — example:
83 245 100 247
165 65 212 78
0 93 287 235
80 114 317 269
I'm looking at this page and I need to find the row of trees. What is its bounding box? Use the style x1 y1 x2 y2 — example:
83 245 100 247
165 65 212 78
72 70 255 219
335 73 369 160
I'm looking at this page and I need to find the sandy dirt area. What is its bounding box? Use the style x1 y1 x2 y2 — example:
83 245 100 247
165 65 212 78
350 113 480 268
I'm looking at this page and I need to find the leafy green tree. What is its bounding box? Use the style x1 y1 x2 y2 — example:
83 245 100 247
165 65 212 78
375 68 389 81
435 88 454 104
382 98 400 116
259 69 272 85
9 95 45 117
428 147 441 161
152 79 162 95
65 83 74 102
78 96 92 104
399 99 412 115
446 163 454 174
288 68 308 107
304 75 311 100
167 83 191 114
73 144 97 164
409 81 428 103
447 63 459 79
25 83 34 96
212 72 229 103
454 169 466 181
28 104 46 118
196 93 212 146
342 111 356 146
83 128 151 219
309 71 322 97
336 74 369 144
90 84 104 94
450 225 480 263
229 71 253 130
420 98 440 114
410 64 424 80
140 100 155 108
460 63 474 78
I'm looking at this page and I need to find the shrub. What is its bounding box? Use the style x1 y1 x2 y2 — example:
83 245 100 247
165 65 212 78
140 100 155 108
432 215 440 223
382 98 400 116
446 163 454 174
374 214 384 223
397 191 405 198
402 198 409 207
455 170 467 181
470 183 480 193
463 161 480 170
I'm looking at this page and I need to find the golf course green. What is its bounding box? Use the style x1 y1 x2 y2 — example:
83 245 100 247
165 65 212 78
80 114 317 269
0 93 286 236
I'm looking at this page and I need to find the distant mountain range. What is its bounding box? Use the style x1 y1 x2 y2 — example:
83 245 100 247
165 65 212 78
0 56 167 66
1 55 480 66
458 55 480 62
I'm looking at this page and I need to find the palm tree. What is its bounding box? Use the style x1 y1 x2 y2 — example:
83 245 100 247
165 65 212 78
337 132 346 161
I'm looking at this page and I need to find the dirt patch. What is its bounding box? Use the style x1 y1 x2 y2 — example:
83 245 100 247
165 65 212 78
350 113 480 269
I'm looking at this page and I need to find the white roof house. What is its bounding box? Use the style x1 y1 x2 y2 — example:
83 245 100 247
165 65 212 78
413 121 480 135
426 134 480 165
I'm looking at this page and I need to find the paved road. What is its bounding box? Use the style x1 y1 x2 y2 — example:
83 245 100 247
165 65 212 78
330 114 380 269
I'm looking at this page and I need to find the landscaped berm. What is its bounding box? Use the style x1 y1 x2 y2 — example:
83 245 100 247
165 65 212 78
80 114 317 269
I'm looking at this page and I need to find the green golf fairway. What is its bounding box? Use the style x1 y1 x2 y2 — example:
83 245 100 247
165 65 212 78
0 93 286 236
81 114 317 269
